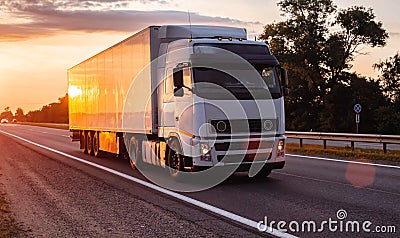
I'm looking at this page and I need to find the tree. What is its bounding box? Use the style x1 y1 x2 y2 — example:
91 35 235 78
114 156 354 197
259 0 388 132
374 105 400 135
319 73 387 133
260 0 335 131
25 94 69 123
371 52 400 135
349 74 388 133
373 52 400 103
0 107 13 120
15 108 25 122
327 6 388 84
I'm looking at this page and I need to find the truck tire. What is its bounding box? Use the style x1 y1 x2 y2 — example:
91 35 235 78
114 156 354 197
128 138 141 170
81 131 88 154
252 167 271 179
93 132 104 158
87 131 94 155
167 139 184 177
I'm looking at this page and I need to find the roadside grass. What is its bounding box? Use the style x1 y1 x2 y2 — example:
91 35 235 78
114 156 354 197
16 122 69 130
287 143 400 163
0 191 22 237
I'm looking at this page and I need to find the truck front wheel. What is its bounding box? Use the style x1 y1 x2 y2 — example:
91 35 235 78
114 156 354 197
252 167 271 179
167 139 183 177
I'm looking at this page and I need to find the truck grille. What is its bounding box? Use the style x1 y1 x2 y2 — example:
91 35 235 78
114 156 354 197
214 140 273 151
210 119 277 134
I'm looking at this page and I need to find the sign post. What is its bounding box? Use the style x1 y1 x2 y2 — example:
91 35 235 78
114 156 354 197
354 104 362 134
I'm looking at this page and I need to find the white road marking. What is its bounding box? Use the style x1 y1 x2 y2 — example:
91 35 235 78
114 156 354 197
287 154 400 169
0 129 297 238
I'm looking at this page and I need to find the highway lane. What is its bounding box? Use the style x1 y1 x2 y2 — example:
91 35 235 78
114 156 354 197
0 124 263 237
0 124 399 237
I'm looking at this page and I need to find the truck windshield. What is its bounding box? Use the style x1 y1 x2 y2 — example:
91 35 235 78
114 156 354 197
193 65 281 100
192 43 281 100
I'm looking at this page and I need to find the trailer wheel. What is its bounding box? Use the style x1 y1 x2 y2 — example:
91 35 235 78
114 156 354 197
128 138 141 170
93 132 103 158
167 139 183 177
87 131 94 155
80 131 88 154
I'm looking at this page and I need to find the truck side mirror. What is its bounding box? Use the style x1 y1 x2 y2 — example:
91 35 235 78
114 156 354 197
173 69 184 97
280 68 289 96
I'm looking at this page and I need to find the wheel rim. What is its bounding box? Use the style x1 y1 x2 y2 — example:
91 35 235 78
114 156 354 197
129 143 137 169
81 131 87 153
87 132 93 155
168 140 182 175
170 152 181 171
93 133 99 156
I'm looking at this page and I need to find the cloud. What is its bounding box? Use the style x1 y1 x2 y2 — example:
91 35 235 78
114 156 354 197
0 0 165 11
0 0 261 41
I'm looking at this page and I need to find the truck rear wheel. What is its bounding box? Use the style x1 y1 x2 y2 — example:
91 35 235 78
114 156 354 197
93 132 103 158
87 131 94 155
128 138 141 170
80 131 88 154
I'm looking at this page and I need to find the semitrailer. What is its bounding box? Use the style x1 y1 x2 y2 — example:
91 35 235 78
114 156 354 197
68 25 288 179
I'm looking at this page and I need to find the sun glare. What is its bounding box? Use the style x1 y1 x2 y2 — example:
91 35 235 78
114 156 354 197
68 85 82 98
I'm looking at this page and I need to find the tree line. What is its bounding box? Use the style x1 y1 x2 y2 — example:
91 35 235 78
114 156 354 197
1 94 69 124
259 0 400 134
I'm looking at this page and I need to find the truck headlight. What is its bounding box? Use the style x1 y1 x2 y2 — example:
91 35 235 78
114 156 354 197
200 142 211 161
200 143 210 155
276 139 285 157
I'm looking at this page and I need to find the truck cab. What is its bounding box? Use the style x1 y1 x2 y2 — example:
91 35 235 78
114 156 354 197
148 26 287 178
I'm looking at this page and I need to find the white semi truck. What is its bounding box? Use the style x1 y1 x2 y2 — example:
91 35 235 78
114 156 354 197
68 25 288 179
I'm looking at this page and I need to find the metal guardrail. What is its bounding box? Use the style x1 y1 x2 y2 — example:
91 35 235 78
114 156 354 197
285 131 400 154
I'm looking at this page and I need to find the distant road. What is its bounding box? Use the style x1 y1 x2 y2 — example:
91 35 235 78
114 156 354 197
287 137 400 150
0 124 398 237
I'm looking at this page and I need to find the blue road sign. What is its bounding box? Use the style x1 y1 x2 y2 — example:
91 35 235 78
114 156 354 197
354 104 362 114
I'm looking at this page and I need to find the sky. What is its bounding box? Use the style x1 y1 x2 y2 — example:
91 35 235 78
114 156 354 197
0 0 399 112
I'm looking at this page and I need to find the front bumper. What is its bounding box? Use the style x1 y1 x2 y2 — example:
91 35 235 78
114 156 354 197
192 135 286 170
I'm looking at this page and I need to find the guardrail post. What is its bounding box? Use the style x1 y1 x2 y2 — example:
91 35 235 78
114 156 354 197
299 139 303 148
323 140 327 150
351 141 354 151
383 143 387 154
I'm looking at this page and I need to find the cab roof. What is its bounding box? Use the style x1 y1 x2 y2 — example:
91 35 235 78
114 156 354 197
158 25 247 40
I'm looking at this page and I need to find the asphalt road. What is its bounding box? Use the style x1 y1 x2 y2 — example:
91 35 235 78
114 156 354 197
0 124 398 237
